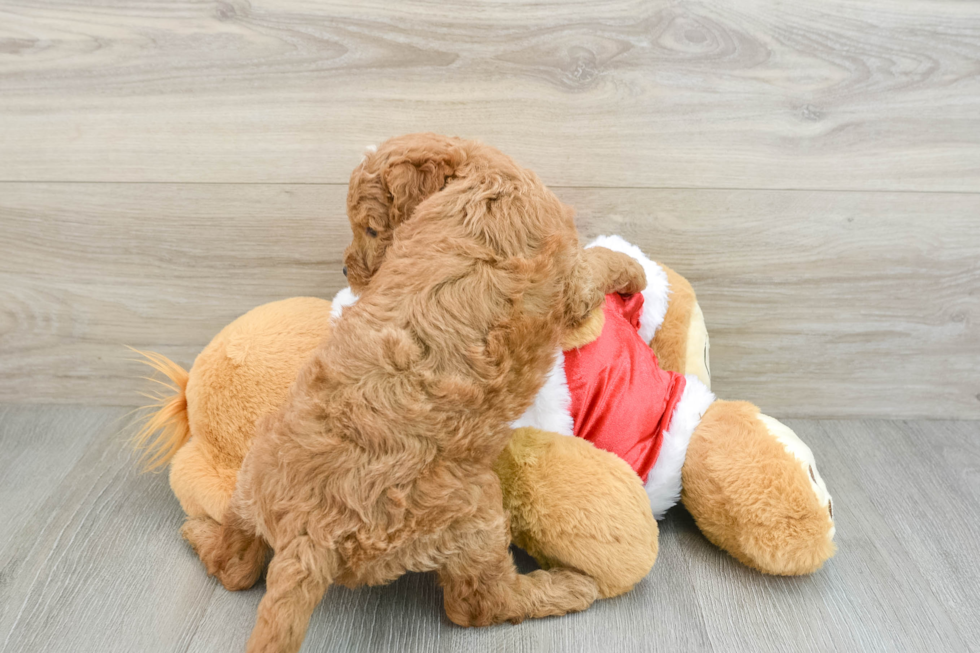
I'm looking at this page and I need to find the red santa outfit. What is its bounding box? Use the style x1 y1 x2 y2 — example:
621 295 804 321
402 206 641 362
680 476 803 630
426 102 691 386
512 236 716 518
563 292 687 483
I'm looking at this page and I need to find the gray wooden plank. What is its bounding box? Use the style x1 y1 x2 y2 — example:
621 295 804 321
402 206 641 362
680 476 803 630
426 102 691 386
0 406 112 561
928 421 980 508
818 419 980 646
0 406 215 653
2 183 978 418
1 0 979 190
668 508 875 653
0 404 714 653
0 182 349 409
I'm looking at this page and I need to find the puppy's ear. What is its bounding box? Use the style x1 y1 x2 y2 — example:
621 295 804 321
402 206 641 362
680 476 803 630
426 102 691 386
382 140 462 225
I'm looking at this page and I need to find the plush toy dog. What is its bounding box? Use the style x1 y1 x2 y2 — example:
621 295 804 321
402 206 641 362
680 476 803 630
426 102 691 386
135 236 835 599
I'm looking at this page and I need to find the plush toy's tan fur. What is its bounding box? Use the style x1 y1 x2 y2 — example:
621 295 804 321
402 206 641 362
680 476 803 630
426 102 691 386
681 400 836 575
650 264 697 378
172 297 335 520
178 134 647 652
495 427 658 599
654 272 833 574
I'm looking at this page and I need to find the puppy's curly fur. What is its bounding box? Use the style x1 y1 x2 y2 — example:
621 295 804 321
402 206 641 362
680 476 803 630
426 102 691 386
183 134 646 653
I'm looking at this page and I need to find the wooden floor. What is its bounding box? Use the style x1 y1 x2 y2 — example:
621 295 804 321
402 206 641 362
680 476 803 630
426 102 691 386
0 405 977 653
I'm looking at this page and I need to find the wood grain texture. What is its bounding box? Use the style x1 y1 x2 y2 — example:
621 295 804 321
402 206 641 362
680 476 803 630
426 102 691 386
1 0 979 189
818 419 980 647
0 406 216 653
0 405 109 562
2 406 978 652
2 182 977 418
0 182 348 408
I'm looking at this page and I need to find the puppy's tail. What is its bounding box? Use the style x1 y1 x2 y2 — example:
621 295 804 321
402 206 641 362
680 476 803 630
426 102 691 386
128 348 191 471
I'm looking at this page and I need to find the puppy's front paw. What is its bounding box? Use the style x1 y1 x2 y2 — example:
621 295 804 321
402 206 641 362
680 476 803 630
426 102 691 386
612 256 646 296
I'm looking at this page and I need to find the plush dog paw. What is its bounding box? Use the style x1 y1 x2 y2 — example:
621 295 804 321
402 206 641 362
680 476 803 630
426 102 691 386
682 401 837 575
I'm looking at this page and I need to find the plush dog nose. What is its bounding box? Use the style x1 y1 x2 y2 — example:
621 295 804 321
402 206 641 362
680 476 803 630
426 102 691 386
343 266 348 277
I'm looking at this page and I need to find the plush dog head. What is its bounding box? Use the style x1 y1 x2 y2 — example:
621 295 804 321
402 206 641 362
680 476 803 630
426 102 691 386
344 133 465 292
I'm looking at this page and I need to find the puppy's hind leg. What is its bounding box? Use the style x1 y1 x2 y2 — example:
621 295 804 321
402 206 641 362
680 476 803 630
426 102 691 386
437 484 599 626
246 535 338 653
183 472 268 591
182 512 269 591
182 428 276 591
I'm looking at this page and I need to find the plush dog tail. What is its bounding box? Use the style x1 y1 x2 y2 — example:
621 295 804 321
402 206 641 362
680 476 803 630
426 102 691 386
129 348 191 471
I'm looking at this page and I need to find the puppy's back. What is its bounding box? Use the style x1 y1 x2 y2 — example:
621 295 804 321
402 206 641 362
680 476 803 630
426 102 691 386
323 145 580 436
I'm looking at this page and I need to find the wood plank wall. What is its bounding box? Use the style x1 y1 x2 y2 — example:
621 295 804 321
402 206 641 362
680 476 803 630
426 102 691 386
1 0 978 417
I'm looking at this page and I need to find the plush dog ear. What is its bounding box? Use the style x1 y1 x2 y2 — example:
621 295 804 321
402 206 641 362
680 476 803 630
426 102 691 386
381 135 463 225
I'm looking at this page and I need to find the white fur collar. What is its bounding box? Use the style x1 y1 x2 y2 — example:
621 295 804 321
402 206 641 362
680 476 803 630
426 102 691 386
510 350 574 436
330 287 360 323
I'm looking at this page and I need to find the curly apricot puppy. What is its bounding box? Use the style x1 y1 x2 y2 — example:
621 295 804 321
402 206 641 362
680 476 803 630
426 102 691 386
182 134 646 653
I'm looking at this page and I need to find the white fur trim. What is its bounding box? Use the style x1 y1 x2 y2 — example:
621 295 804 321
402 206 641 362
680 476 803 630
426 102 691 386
586 235 670 343
644 375 716 519
511 350 575 437
330 287 360 323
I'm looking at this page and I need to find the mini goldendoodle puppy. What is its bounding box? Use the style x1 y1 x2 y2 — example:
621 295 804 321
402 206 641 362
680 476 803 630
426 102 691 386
182 134 646 653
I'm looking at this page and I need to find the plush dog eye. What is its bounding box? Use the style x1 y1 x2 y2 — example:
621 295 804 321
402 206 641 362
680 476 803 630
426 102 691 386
366 227 378 238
